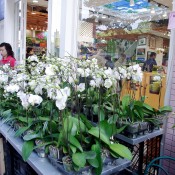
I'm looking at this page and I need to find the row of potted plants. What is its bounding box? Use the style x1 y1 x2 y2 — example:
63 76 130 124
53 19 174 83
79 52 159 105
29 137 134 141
0 55 171 174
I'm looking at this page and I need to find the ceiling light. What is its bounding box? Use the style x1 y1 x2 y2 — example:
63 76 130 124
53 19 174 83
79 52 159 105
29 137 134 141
31 6 36 14
150 8 155 14
162 12 167 17
130 0 135 6
33 0 38 3
102 15 107 19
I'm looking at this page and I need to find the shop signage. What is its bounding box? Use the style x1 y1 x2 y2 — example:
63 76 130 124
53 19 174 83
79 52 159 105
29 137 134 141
168 11 175 30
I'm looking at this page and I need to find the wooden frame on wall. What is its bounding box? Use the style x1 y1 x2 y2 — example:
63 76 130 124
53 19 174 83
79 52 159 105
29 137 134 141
138 37 146 46
149 37 156 49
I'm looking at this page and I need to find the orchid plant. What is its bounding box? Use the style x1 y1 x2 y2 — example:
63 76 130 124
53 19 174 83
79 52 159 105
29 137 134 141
0 55 145 174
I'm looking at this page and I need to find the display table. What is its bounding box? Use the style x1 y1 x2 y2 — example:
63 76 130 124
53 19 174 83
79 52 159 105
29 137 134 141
0 121 131 175
115 129 164 175
0 121 63 175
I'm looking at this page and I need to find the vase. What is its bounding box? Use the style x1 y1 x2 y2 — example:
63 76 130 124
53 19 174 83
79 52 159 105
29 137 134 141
62 156 73 172
35 139 46 158
126 123 139 138
138 122 148 135
49 145 63 160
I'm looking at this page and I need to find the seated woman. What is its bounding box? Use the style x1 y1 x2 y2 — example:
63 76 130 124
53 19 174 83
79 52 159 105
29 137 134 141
0 42 16 68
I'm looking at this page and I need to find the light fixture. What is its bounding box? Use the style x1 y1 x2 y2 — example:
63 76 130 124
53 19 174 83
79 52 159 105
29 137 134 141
31 6 36 14
32 0 38 3
130 0 135 6
162 12 167 17
150 8 155 14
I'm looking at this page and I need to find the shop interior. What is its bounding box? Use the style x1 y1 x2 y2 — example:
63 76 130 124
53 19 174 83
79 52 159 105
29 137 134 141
26 0 48 57
26 0 171 69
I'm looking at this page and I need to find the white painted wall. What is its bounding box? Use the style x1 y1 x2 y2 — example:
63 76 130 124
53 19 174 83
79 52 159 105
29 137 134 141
4 0 15 47
59 0 79 58
47 0 61 56
0 20 4 43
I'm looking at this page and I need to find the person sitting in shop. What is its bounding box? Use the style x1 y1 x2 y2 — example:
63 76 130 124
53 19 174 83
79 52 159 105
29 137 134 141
105 55 114 69
0 42 16 68
115 53 126 68
142 52 157 72
26 47 34 58
89 49 106 67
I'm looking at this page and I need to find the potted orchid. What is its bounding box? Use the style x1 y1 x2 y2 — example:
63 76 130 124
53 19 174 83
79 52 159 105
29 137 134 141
0 55 138 174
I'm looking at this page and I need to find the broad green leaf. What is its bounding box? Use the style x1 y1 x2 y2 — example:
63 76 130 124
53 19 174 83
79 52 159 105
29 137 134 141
87 158 99 168
159 106 172 113
48 121 58 133
143 103 154 112
93 104 99 115
72 153 86 168
22 140 34 161
64 116 86 134
88 121 116 145
109 143 132 160
15 126 31 137
23 133 41 141
18 117 33 124
69 135 83 152
103 102 114 111
70 145 77 153
99 108 105 121
91 142 102 175
116 125 127 134
122 95 131 110
84 151 96 159
79 114 93 130
108 114 118 124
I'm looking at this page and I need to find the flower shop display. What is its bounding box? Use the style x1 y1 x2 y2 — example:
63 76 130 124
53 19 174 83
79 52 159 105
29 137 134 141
0 56 171 174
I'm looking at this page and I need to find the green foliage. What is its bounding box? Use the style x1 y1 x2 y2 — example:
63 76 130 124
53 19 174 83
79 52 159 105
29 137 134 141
22 140 34 161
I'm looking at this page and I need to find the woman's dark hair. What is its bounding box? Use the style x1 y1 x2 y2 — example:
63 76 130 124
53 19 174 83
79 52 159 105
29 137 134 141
105 55 112 61
26 47 33 54
0 42 14 57
150 52 156 57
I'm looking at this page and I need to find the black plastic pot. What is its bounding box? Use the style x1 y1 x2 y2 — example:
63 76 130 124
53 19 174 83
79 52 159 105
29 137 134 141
49 145 63 160
35 139 46 158
139 122 148 135
126 123 139 138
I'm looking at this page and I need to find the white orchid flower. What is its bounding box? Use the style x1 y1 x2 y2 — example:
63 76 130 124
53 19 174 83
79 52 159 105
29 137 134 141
28 94 43 106
77 83 85 92
104 79 113 89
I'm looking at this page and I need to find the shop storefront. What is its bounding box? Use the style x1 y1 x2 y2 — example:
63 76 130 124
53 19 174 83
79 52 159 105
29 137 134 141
0 0 175 174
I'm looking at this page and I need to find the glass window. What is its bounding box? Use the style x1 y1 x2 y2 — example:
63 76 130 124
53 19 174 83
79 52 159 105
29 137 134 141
78 0 170 69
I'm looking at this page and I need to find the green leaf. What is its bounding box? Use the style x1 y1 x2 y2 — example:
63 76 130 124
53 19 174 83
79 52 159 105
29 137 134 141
122 95 131 110
70 145 77 153
87 158 99 168
88 121 116 145
109 143 132 160
15 126 31 137
143 103 154 112
72 153 86 168
91 142 102 175
103 102 114 112
99 108 105 121
159 106 172 113
22 140 34 161
18 117 33 124
48 121 58 133
108 114 118 124
79 114 93 130
69 135 83 152
84 151 96 159
23 133 41 141
93 104 99 115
